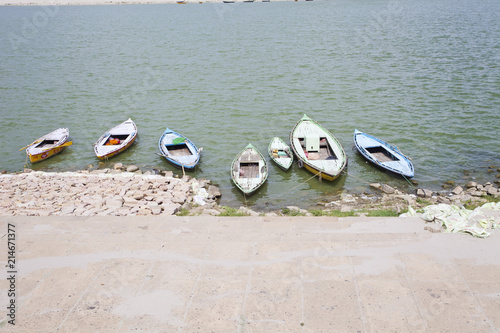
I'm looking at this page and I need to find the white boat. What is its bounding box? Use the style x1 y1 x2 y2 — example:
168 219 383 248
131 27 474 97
231 143 268 195
268 137 293 171
290 114 347 181
94 118 137 160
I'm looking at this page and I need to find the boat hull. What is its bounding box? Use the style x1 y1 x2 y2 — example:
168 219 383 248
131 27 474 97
29 146 66 163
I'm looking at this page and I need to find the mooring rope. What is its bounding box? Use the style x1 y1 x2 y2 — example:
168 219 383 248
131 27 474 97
273 170 323 200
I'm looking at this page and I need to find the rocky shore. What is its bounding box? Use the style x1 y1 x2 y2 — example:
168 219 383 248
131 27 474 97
0 164 221 217
1 164 499 217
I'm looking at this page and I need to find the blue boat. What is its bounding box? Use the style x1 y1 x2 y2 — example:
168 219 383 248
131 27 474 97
158 128 201 170
354 129 414 178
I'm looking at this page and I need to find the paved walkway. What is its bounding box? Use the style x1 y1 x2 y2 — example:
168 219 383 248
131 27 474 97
1 216 499 332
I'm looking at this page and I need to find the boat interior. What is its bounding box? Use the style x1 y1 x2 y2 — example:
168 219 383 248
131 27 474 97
166 143 193 156
299 137 337 160
366 146 398 162
239 162 259 178
35 140 58 148
104 134 129 145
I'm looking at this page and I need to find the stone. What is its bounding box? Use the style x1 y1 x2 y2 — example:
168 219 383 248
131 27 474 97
133 193 145 200
369 183 381 190
207 185 221 198
127 165 139 172
451 186 463 195
486 186 498 196
201 209 221 216
443 180 455 188
466 181 478 188
437 196 451 204
171 193 188 204
105 197 124 208
340 193 356 203
161 170 174 178
114 163 123 170
239 206 259 216
161 203 181 215
60 205 76 215
380 184 396 194
417 188 433 198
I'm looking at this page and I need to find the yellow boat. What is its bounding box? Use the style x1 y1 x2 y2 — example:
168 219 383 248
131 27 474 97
25 128 71 163
289 114 347 181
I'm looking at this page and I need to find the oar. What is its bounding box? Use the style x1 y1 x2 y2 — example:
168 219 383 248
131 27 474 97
19 139 42 151
40 141 73 152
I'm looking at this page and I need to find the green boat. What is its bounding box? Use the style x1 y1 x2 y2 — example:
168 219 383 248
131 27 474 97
231 143 268 195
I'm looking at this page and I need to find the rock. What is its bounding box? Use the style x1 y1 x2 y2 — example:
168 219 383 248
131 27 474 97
201 209 221 216
486 186 498 196
114 163 123 170
417 188 433 198
133 193 145 200
325 201 341 209
60 205 76 215
207 185 221 198
369 183 381 190
198 178 212 188
437 196 451 204
161 170 174 178
380 184 396 194
340 193 356 203
239 206 258 216
149 205 162 216
127 165 139 172
171 194 187 204
105 197 124 208
466 181 478 188
451 186 463 195
161 203 181 215
443 180 455 187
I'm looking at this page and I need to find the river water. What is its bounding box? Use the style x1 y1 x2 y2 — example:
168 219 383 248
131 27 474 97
1 0 499 210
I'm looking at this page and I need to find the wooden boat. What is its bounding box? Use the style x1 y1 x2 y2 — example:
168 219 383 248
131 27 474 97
159 128 201 170
268 137 293 171
289 114 347 181
94 118 137 160
25 128 71 163
354 129 414 178
231 143 268 195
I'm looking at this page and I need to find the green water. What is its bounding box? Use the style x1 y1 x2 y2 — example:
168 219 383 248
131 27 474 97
1 0 499 210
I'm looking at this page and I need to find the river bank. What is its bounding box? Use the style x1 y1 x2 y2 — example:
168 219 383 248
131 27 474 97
1 163 499 217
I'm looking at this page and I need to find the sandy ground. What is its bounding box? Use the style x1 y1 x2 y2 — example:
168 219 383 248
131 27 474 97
1 215 499 331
